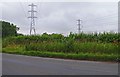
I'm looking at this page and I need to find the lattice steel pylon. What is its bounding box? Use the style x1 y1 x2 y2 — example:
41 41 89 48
28 3 37 35
77 19 82 34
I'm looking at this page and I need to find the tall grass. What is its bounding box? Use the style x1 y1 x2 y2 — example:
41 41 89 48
2 32 119 61
25 42 118 54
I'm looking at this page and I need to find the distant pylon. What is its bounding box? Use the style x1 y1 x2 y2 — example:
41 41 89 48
28 3 37 35
77 19 82 34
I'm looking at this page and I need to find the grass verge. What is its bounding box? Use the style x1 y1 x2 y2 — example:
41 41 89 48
2 47 118 62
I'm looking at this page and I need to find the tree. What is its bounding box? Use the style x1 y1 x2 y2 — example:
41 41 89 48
0 21 19 37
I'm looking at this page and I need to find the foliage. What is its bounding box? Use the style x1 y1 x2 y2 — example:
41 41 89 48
3 32 119 53
2 32 119 61
1 21 19 37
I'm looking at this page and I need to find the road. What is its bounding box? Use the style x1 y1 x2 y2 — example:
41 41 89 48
2 53 118 75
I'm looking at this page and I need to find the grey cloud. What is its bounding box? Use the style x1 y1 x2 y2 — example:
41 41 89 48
1 2 118 35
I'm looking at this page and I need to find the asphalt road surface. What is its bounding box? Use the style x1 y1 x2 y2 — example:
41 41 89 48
2 53 118 75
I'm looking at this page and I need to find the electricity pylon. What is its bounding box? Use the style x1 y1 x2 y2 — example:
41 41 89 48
28 3 37 35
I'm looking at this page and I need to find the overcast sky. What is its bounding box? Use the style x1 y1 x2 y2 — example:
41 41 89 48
0 1 118 35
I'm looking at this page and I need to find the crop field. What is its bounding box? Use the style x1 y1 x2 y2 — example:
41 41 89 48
2 32 120 61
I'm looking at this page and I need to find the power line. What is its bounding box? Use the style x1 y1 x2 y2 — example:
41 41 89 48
83 15 117 26
19 0 27 18
84 13 117 23
28 3 37 35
